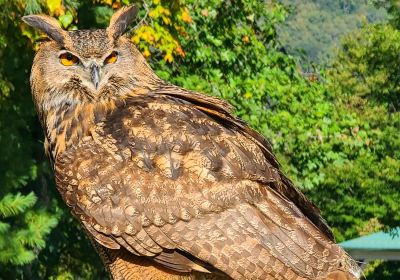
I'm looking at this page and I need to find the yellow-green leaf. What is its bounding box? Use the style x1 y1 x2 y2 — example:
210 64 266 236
46 0 62 15
59 13 73 29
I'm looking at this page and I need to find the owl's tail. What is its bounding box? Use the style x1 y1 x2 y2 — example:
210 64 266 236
96 245 189 280
94 243 229 280
325 270 360 280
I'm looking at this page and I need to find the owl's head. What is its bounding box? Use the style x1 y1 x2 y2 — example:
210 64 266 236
23 5 160 117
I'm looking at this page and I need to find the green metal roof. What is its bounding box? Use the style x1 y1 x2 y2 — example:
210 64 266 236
340 228 400 251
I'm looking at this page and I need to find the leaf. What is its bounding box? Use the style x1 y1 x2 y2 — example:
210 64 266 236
46 0 62 15
25 0 42 14
164 52 173 63
181 8 192 23
59 13 73 29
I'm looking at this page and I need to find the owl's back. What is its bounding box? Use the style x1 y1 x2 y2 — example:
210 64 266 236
53 89 360 280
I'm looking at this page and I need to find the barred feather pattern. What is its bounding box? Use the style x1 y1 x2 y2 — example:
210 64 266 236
50 91 360 280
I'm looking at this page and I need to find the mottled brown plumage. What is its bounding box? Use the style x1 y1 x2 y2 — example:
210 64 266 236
24 5 361 280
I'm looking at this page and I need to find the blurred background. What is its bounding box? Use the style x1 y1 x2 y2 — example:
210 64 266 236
0 0 399 279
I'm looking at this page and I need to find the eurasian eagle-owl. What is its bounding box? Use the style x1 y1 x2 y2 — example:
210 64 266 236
23 5 360 280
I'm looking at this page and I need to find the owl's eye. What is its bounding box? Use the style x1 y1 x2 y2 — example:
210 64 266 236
104 51 118 64
59 52 79 66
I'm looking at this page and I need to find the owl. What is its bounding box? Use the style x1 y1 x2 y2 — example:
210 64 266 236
23 5 360 280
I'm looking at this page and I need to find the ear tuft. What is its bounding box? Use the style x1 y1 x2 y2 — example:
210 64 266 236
107 5 138 40
22 15 67 45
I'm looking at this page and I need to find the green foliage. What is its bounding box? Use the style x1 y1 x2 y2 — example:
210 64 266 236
277 0 387 65
322 22 400 237
374 0 400 27
0 0 399 279
0 192 37 217
364 260 400 279
0 0 58 271
332 23 400 109
316 17 400 279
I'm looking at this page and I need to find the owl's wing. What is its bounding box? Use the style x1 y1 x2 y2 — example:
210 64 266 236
55 92 357 279
155 86 334 241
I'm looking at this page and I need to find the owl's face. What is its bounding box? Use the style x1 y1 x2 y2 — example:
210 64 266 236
24 6 160 118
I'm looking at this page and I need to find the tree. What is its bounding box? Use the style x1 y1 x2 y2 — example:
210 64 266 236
277 0 387 66
0 0 58 274
0 1 109 278
321 22 400 279
374 0 400 27
326 19 400 231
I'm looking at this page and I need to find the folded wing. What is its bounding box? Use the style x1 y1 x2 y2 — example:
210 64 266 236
55 92 359 279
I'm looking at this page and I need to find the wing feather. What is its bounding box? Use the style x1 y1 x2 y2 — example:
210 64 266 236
55 92 358 279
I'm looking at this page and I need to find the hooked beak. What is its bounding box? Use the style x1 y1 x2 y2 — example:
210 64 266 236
90 64 101 89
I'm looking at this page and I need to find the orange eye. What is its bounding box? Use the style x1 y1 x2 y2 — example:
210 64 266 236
104 51 118 64
59 52 79 66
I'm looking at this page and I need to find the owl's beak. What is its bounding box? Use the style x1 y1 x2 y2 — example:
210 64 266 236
90 64 101 89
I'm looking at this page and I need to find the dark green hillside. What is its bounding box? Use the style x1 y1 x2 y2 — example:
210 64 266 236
277 0 387 65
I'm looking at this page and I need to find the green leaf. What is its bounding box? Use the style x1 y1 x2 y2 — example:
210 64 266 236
59 13 73 29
